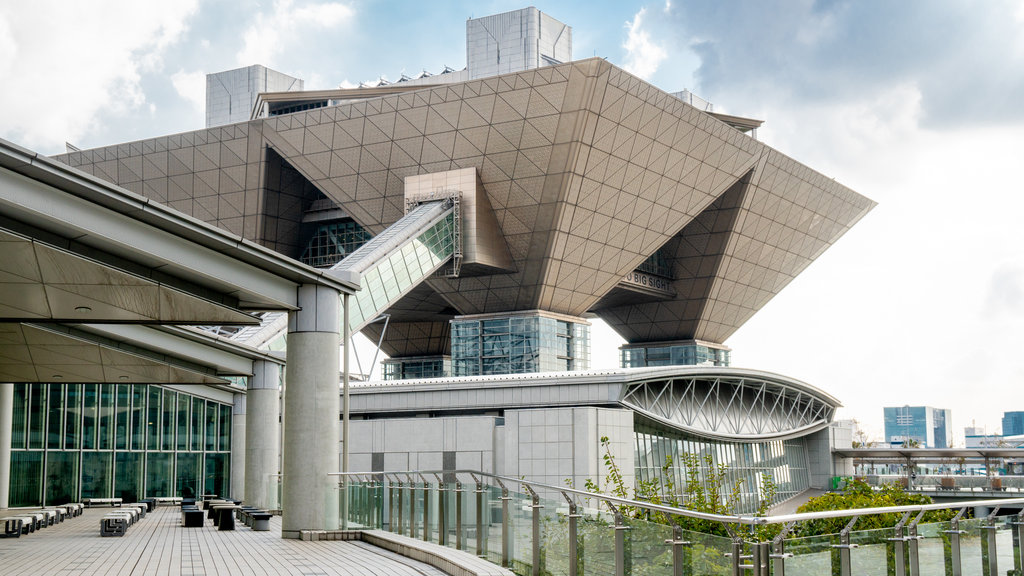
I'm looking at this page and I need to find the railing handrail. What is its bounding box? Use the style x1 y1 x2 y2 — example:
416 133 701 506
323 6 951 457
329 468 1024 528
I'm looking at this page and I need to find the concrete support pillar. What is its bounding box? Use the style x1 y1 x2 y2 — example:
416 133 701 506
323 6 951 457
246 360 281 510
282 284 340 538
0 383 11 510
230 392 246 501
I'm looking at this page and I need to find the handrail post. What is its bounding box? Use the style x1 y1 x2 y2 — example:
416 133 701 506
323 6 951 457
943 507 966 576
455 480 464 550
495 478 511 568
982 507 1001 576
606 502 629 576
396 478 405 535
407 475 417 539
730 538 743 576
434 474 446 546
1013 509 1024 575
561 492 581 576
831 516 859 576
907 511 925 576
665 522 692 576
887 511 911 576
770 522 796 576
474 477 485 557
421 476 431 543
523 484 543 576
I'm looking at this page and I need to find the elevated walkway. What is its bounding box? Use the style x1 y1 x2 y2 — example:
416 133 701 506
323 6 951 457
221 199 456 349
331 200 456 334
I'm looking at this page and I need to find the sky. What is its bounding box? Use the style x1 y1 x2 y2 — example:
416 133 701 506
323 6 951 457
2 0 1023 443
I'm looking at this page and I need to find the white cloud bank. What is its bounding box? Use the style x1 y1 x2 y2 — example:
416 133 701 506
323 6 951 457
622 8 667 80
236 0 354 67
0 1 197 152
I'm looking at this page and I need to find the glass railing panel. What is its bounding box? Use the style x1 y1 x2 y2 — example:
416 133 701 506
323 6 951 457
991 517 1015 575
960 517 986 576
484 485 505 567
536 495 571 576
849 526 893 574
509 489 533 573
624 515 674 575
918 520 950 575
784 533 833 575
578 506 616 576
683 529 732 576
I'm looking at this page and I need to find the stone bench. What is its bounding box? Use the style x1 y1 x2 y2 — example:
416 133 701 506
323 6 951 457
3 517 27 538
152 497 182 506
83 497 122 508
181 506 204 528
100 515 128 537
11 512 46 532
249 512 272 531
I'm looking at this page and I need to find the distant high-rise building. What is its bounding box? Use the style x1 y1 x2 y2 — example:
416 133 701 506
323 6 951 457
1003 411 1024 436
884 406 953 448
206 64 303 127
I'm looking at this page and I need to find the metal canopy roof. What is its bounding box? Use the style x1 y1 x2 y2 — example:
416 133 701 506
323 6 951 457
0 137 354 387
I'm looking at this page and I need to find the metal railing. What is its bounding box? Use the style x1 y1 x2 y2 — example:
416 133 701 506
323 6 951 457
329 469 1024 576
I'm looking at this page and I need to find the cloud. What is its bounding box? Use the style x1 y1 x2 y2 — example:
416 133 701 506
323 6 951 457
986 265 1024 318
622 8 667 80
0 1 198 152
236 0 354 67
171 70 207 112
668 1 1024 129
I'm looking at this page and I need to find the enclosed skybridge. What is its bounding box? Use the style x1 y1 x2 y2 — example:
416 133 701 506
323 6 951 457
213 197 459 349
331 198 459 334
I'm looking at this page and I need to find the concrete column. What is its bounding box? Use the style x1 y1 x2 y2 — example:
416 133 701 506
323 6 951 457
0 383 12 510
246 360 281 510
282 284 340 538
230 392 246 500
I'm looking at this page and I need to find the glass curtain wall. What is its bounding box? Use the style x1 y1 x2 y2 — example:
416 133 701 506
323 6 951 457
7 383 232 506
451 314 590 376
634 423 810 513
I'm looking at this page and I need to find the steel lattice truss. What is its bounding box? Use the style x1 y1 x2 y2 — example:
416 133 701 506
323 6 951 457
620 375 836 441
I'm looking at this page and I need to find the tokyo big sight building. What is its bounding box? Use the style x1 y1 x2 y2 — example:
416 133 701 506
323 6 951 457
2 7 874 519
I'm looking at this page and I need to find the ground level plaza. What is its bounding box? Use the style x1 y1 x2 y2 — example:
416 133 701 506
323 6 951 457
0 506 449 575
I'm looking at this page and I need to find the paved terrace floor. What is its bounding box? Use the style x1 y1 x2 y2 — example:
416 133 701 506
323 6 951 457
0 507 449 575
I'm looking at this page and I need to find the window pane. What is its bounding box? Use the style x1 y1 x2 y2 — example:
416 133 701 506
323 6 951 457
28 384 45 449
9 451 43 507
161 389 175 451
45 451 78 505
82 384 97 450
131 387 145 450
204 453 229 499
177 394 190 451
146 452 173 497
206 402 217 451
12 383 27 449
115 452 143 503
99 384 114 450
65 384 81 449
147 387 160 450
219 404 231 452
176 453 201 499
115 385 129 450
192 399 204 452
47 383 63 449
81 451 113 499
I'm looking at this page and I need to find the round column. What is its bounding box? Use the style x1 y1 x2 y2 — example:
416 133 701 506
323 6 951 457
245 360 282 510
0 383 12 510
230 392 246 501
281 284 340 538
